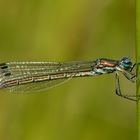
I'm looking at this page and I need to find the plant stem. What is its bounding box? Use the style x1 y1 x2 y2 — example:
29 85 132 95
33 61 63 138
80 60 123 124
136 0 140 139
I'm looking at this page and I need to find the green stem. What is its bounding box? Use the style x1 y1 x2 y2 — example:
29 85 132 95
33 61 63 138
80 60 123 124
137 0 140 139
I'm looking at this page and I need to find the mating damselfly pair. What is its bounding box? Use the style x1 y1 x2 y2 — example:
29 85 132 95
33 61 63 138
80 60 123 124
0 57 137 101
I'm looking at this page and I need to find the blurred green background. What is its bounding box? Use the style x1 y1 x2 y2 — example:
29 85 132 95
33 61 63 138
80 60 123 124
0 0 136 140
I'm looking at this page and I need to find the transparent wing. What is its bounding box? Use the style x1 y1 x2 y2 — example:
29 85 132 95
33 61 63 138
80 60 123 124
0 61 95 93
4 78 71 93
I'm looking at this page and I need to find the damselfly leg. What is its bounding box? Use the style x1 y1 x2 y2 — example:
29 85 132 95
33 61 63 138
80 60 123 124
115 73 137 101
115 63 139 101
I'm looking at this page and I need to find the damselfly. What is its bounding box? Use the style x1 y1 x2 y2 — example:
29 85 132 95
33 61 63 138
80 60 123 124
0 57 137 101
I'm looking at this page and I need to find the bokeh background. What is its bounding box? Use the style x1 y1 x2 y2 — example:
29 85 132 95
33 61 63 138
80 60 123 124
0 0 136 140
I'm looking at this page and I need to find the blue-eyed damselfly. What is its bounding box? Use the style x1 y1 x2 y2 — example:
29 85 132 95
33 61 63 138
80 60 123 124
0 57 137 101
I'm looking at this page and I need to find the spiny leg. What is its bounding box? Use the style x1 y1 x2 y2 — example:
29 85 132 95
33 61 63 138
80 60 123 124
125 63 140 82
115 73 137 101
127 62 140 91
130 63 140 72
129 63 140 80
130 63 136 72
121 69 136 83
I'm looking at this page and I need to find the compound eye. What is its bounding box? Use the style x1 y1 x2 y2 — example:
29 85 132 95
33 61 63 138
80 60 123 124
121 57 132 70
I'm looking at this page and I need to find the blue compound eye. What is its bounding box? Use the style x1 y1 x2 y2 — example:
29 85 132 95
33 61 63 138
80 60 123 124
120 57 132 70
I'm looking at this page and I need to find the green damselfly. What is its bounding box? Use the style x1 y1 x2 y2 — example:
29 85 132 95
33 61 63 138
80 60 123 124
0 57 137 101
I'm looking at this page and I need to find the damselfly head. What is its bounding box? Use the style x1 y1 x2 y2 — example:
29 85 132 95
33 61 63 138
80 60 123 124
120 57 132 70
